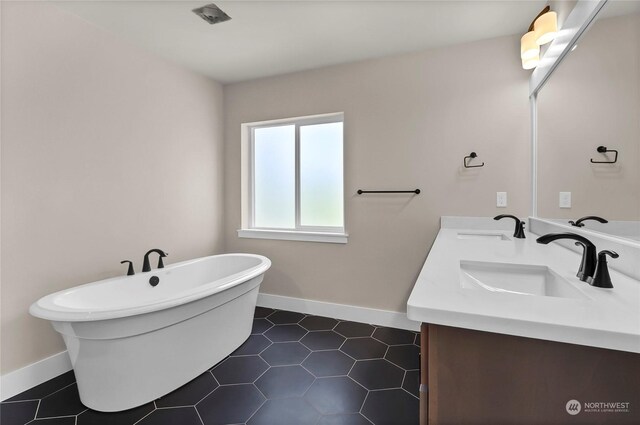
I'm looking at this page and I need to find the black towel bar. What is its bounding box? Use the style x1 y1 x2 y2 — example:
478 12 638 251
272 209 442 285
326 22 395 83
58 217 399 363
357 189 420 195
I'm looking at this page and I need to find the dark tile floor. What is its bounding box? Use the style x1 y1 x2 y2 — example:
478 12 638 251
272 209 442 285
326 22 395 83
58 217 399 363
0 308 420 425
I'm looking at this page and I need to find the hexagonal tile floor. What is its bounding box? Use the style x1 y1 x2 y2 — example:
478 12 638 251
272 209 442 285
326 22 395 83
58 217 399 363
0 308 420 425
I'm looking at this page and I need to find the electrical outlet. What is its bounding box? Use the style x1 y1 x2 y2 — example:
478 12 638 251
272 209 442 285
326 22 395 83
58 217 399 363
559 192 572 208
497 192 507 208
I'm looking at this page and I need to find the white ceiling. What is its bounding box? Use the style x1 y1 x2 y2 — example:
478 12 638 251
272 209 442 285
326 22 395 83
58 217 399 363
54 0 552 84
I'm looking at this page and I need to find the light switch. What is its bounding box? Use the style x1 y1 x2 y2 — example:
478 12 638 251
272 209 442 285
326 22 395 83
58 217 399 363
559 192 572 208
497 192 507 208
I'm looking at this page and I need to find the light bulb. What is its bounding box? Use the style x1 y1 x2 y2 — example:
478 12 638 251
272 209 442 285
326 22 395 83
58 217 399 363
534 11 558 45
521 31 540 60
522 54 540 70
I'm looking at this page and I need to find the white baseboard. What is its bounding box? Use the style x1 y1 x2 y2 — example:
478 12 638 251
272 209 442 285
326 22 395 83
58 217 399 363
1 350 72 401
1 294 418 401
257 293 420 332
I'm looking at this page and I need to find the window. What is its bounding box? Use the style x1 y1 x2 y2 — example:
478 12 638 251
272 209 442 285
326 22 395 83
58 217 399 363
239 113 346 243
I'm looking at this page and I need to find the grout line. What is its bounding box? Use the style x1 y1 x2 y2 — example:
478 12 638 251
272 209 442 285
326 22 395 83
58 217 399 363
368 387 403 392
371 335 391 346
362 412 375 424
299 350 314 364
401 386 420 400
351 358 384 363
229 353 266 358
252 363 271 385
346 375 368 392
194 405 205 425
243 394 267 424
132 407 157 425
359 389 371 415
33 399 41 421
257 342 273 355
30 413 78 420
194 385 219 406
337 338 348 351
217 381 263 387
300 376 317 399
36 382 76 401
346 359 358 376
252 382 269 402
156 404 197 410
298 363 317 378
309 347 345 353
1 398 41 404
340 350 358 362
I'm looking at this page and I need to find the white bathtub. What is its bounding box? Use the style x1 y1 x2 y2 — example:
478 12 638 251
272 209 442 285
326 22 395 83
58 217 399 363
30 253 271 412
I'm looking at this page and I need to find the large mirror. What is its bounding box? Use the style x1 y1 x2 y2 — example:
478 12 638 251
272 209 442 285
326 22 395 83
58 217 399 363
536 1 640 242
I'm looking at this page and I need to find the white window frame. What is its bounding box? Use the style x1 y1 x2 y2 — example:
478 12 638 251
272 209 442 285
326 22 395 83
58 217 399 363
238 112 347 244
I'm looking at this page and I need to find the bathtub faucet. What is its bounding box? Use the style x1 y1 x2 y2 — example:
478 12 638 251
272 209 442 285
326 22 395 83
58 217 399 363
142 249 168 273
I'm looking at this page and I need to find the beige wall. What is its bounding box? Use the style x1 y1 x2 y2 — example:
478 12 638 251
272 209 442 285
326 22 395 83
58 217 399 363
537 13 640 220
224 35 531 313
0 2 225 374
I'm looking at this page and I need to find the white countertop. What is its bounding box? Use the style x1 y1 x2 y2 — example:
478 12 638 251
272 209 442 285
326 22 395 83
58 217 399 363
407 217 640 353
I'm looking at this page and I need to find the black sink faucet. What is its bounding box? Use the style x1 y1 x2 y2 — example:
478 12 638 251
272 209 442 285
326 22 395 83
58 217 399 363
494 215 526 239
536 233 596 282
569 215 608 227
142 249 168 273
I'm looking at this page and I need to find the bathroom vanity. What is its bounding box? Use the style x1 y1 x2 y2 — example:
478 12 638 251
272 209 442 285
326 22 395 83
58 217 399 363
408 217 640 424
408 2 640 423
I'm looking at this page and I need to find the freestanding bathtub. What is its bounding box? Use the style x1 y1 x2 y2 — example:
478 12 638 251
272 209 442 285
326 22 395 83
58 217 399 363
30 253 271 412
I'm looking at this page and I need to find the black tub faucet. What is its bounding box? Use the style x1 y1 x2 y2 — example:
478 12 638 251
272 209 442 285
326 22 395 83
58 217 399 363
588 250 618 288
142 249 168 273
569 216 608 227
120 260 135 276
536 233 596 282
494 215 526 239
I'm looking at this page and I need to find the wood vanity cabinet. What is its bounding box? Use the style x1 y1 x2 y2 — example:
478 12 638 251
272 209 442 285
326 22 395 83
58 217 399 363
419 323 640 425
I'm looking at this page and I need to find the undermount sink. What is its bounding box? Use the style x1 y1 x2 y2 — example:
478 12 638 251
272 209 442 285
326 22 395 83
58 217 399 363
457 231 510 241
460 260 588 299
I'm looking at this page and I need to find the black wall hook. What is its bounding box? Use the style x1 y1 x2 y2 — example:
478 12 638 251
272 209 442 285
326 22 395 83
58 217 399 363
590 146 618 164
464 152 484 168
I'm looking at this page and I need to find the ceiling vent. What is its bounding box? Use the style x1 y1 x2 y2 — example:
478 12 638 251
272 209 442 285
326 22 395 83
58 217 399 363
193 3 231 25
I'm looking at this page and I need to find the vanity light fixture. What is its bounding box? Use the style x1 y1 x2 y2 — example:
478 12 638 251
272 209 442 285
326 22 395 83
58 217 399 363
520 5 557 70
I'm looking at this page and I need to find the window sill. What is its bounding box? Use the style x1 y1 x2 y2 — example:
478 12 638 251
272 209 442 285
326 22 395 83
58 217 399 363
237 229 348 244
